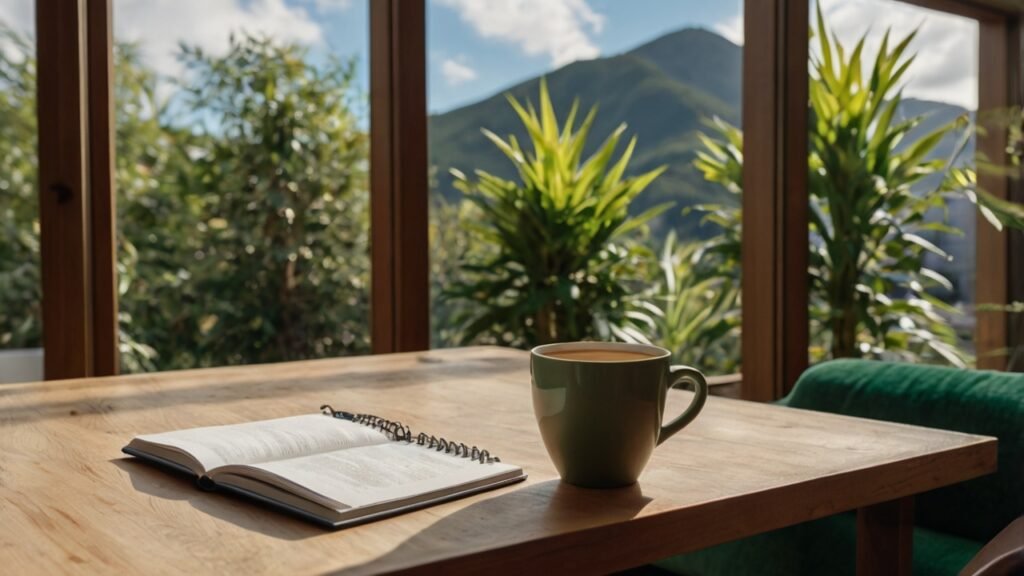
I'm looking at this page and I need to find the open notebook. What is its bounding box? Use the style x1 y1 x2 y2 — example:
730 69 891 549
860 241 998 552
122 409 525 528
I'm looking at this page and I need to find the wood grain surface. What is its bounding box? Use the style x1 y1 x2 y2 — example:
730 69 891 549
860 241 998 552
0 347 996 574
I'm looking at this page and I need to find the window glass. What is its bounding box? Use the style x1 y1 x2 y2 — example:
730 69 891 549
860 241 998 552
0 2 43 382
113 0 372 372
809 0 979 366
428 0 744 376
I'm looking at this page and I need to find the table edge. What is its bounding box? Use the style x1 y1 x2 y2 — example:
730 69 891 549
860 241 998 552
339 436 997 576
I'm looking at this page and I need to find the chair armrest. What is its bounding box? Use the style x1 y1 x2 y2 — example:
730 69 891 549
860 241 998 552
959 516 1024 576
782 360 1024 543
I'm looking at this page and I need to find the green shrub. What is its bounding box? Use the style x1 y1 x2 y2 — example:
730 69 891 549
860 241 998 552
0 25 40 349
0 27 372 371
613 231 740 373
444 80 668 347
169 36 370 366
691 7 972 367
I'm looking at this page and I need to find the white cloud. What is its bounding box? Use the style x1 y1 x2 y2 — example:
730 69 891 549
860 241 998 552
1 0 329 106
441 57 477 85
0 0 31 31
817 0 978 110
714 12 743 46
0 0 325 79
0 0 34 52
1 0 326 79
434 0 604 67
114 0 323 85
315 0 352 12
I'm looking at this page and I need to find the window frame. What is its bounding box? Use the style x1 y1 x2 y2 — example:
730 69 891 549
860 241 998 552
36 0 98 379
31 0 1021 382
740 0 810 401
740 0 1023 399
86 0 118 376
369 0 429 354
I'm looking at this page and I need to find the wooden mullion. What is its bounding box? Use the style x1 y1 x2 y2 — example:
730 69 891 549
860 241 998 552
779 0 810 396
370 0 395 353
741 0 778 401
976 17 1011 370
86 0 119 376
1007 15 1023 372
370 0 429 354
390 0 429 352
36 0 94 380
1010 196 1024 370
741 0 809 401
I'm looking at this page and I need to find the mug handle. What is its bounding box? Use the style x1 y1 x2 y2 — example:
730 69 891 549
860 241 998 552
658 365 709 446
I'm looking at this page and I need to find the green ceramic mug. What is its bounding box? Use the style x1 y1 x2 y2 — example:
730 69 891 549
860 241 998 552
530 342 708 488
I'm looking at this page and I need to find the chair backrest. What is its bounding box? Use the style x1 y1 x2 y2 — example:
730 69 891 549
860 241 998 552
959 516 1024 576
783 359 1024 543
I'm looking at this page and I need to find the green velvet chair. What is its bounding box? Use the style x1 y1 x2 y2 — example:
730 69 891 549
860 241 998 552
653 359 1024 576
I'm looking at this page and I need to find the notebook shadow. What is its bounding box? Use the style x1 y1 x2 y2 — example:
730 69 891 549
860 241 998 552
333 479 653 575
112 458 323 541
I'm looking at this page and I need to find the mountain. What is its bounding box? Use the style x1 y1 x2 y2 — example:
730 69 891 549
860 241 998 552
428 28 742 238
628 28 742 110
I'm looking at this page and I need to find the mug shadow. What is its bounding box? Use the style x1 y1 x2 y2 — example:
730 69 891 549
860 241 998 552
112 458 323 541
333 478 653 575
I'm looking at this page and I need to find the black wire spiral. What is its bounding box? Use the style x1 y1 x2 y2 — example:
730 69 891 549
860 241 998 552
320 405 500 464
320 405 412 441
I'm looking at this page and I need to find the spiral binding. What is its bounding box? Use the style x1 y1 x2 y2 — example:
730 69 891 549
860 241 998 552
320 405 501 464
320 405 413 442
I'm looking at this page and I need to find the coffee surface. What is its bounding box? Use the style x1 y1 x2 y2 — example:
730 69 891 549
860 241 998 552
544 349 657 361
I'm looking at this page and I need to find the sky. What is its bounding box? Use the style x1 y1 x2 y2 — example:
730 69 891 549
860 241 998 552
0 0 979 113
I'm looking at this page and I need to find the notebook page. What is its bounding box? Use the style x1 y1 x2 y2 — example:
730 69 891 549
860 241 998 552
245 442 521 509
134 415 390 471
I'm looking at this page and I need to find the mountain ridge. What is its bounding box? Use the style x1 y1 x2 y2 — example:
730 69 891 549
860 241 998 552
429 27 744 237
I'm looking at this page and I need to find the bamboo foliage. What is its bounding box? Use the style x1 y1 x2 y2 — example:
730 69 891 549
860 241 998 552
692 6 972 366
956 108 1024 370
445 79 669 347
612 231 741 373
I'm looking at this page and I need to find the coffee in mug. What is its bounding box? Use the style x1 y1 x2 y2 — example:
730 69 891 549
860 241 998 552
542 349 658 362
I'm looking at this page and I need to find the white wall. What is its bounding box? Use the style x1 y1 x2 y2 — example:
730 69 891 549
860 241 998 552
0 349 44 384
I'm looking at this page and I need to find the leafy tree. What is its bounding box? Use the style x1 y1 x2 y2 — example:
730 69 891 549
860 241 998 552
0 25 39 349
445 80 668 347
1 26 372 371
170 35 370 366
0 27 185 369
692 7 971 366
428 196 491 348
114 42 199 371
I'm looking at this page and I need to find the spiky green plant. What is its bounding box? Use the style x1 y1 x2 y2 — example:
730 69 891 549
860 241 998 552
691 117 742 287
954 107 1024 370
690 6 972 366
445 79 669 347
612 231 740 373
808 5 970 364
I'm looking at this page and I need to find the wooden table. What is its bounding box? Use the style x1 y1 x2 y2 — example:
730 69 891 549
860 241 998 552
0 347 996 575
